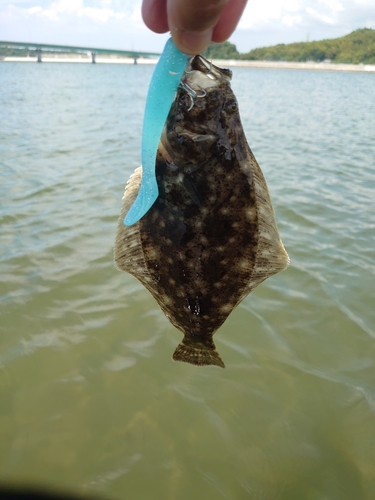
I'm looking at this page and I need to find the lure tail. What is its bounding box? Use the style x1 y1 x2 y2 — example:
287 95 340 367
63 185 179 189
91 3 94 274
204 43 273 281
173 338 225 368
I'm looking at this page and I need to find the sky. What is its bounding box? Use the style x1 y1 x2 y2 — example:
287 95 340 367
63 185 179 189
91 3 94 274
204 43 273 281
1 0 375 54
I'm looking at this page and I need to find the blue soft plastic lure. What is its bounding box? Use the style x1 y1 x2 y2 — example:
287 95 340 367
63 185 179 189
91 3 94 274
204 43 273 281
124 38 188 226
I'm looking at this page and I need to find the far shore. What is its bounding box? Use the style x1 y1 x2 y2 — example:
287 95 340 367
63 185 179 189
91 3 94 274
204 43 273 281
1 54 375 72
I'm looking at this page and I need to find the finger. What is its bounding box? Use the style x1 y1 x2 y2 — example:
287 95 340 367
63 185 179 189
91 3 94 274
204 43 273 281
169 0 230 32
168 0 230 54
212 0 248 42
142 0 169 34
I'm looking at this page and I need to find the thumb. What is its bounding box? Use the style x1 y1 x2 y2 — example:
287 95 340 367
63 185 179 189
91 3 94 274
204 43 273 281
167 0 230 54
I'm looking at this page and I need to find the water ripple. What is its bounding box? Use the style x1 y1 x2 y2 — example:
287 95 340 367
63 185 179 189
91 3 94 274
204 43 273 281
1 63 375 498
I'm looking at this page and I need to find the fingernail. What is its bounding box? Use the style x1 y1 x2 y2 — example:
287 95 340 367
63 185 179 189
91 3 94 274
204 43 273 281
177 29 213 55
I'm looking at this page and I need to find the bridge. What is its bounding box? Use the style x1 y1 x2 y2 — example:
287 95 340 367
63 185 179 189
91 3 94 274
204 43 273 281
0 40 161 64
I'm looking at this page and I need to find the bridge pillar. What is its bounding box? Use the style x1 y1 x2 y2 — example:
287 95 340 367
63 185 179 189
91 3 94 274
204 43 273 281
91 52 96 64
36 48 42 63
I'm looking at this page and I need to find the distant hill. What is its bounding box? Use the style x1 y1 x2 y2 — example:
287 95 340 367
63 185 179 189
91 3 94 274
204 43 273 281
204 29 375 63
204 41 239 60
240 28 375 64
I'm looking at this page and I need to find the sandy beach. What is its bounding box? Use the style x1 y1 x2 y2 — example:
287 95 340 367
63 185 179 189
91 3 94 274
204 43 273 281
2 54 375 72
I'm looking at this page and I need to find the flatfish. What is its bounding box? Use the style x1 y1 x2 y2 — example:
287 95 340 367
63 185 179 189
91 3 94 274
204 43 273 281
114 55 289 368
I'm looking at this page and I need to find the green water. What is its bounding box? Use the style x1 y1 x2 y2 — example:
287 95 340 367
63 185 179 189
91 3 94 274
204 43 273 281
1 62 375 499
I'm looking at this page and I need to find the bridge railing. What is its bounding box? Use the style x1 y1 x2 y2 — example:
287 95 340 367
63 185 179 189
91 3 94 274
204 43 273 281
0 40 160 64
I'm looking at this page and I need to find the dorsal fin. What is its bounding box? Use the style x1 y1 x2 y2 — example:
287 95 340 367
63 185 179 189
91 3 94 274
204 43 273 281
114 167 148 277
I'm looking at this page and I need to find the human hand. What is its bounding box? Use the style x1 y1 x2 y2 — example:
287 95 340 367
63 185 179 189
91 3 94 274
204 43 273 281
142 0 248 55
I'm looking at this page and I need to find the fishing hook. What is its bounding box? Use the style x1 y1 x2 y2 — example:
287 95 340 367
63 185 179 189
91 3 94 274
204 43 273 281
179 82 207 111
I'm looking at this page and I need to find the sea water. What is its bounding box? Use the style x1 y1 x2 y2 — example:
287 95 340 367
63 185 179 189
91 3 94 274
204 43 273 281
1 62 375 499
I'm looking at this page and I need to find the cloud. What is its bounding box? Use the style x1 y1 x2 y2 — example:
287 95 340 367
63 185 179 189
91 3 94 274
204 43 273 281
282 14 302 26
239 0 374 31
239 0 301 29
83 6 119 22
130 2 142 23
27 5 42 13
53 0 82 14
306 7 335 24
319 0 343 11
24 0 133 23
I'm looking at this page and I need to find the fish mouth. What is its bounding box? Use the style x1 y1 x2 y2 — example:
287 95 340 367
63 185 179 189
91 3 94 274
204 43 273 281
181 55 232 94
185 55 232 82
177 55 232 112
174 126 216 144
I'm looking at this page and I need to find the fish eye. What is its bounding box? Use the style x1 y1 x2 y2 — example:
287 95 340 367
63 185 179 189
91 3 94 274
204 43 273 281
225 99 238 114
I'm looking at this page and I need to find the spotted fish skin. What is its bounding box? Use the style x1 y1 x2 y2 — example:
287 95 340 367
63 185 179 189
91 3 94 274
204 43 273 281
115 56 289 368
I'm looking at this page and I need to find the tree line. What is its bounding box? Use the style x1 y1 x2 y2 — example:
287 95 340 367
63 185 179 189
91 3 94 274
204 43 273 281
204 28 375 64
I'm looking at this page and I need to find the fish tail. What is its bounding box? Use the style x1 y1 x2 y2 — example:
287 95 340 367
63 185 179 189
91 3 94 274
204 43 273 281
172 338 225 368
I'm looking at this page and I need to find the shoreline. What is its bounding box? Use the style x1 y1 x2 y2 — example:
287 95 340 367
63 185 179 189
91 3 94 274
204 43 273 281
1 55 375 72
214 59 375 73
